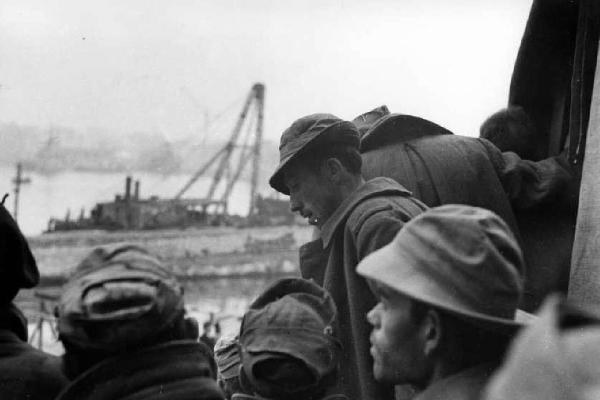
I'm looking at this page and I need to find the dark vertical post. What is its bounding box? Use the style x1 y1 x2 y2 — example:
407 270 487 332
249 83 265 217
12 163 31 223
125 176 132 201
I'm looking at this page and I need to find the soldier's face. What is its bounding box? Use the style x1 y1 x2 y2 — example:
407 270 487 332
367 282 429 386
284 162 339 229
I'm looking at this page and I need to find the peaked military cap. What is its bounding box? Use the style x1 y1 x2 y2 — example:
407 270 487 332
269 114 360 195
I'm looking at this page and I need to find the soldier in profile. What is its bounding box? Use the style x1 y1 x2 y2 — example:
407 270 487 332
0 203 68 400
359 205 530 400
269 114 427 400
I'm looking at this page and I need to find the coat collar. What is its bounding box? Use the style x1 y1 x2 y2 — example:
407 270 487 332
56 340 222 400
415 363 495 400
0 303 28 341
320 177 412 249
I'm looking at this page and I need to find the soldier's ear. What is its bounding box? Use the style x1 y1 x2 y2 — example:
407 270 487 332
322 157 344 183
422 309 442 357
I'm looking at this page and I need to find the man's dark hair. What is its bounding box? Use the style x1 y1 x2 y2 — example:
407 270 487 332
409 300 512 369
297 143 362 175
480 106 537 159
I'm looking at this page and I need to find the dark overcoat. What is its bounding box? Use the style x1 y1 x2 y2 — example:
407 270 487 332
0 305 68 400
362 135 574 311
300 177 427 400
414 363 497 400
56 341 223 400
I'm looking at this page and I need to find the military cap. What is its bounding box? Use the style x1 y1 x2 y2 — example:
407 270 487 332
57 245 184 352
269 114 360 195
0 203 39 303
352 106 453 152
358 204 529 333
239 278 341 399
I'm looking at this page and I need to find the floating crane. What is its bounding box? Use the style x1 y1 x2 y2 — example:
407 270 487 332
47 82 294 231
175 82 265 217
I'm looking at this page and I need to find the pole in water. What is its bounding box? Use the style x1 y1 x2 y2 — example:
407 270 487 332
12 162 31 223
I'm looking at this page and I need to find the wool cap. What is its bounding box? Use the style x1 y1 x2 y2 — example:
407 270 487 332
358 204 528 333
239 278 341 399
269 114 360 195
56 245 184 352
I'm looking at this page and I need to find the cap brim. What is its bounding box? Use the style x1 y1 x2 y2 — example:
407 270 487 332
269 152 296 195
361 114 453 152
269 120 359 195
358 243 533 335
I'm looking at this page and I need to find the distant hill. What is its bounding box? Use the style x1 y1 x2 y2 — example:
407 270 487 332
0 122 280 181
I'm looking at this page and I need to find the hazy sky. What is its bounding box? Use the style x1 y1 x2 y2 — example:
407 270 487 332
0 0 532 143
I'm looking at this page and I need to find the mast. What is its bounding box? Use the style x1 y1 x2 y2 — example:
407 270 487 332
12 162 31 223
249 83 265 217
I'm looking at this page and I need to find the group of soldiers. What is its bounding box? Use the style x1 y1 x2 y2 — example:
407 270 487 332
0 107 597 400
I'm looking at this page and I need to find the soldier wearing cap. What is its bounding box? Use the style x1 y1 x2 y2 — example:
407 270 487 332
358 205 530 400
269 114 427 400
354 107 577 313
236 278 346 400
55 245 224 400
0 203 68 400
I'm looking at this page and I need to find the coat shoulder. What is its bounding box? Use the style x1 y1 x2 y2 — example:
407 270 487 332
347 192 425 235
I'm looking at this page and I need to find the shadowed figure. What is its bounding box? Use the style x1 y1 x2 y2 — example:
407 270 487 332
0 203 68 400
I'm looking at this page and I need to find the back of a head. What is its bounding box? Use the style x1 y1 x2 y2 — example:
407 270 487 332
56 245 190 377
0 202 39 304
238 278 342 400
480 106 537 159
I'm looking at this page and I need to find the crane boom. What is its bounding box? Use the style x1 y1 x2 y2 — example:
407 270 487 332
174 83 266 217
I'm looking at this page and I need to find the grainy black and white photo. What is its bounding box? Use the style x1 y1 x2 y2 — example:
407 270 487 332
0 1 598 399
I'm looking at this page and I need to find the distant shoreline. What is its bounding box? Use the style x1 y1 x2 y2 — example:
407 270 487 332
28 225 313 280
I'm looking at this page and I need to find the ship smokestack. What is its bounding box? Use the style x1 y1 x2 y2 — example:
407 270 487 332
134 180 140 201
125 176 132 201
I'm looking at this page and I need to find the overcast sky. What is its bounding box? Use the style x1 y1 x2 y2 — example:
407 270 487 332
0 0 532 143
